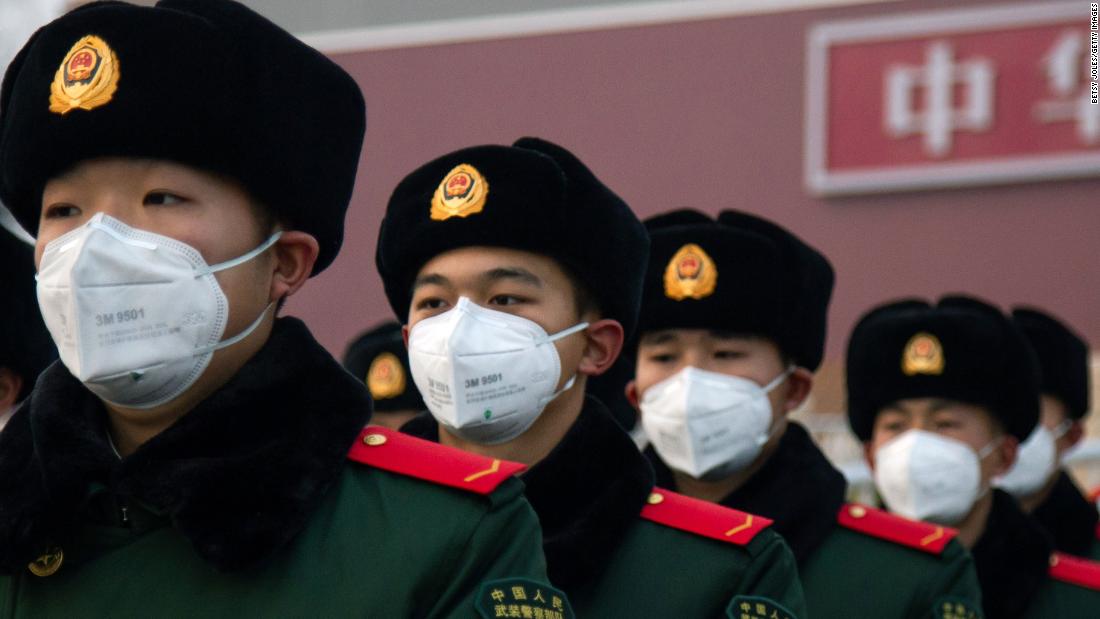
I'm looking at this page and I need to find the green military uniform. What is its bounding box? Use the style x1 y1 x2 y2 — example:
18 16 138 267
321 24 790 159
650 423 984 618
1031 472 1100 560
0 1 560 612
971 489 1100 619
629 209 984 617
1010 309 1098 560
406 396 806 618
0 319 554 618
847 296 1100 618
379 136 807 616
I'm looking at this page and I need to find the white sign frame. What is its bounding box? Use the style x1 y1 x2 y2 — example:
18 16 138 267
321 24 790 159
804 1 1096 196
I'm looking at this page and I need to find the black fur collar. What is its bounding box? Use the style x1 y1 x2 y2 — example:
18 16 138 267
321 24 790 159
971 489 1053 619
647 421 846 564
0 317 370 573
402 396 655 591
1032 470 1099 557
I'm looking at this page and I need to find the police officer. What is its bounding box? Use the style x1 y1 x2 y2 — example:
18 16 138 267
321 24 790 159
847 295 1100 618
343 321 426 430
0 1 555 616
998 307 1098 559
379 139 807 617
624 209 983 618
0 228 56 428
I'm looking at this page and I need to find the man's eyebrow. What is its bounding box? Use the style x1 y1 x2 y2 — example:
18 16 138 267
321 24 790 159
481 267 542 288
640 331 678 346
412 273 451 291
927 398 960 414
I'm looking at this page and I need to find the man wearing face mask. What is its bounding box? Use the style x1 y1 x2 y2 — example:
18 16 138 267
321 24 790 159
997 308 1098 560
848 295 1100 619
0 1 556 616
0 227 57 429
381 139 807 617
624 209 983 618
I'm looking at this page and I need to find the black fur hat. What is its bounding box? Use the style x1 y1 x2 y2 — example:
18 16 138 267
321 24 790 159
846 295 1040 442
1012 307 1090 420
0 0 365 274
376 137 649 336
635 208 833 371
342 321 425 414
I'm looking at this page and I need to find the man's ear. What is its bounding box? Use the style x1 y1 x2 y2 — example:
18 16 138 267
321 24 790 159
782 367 814 414
863 440 876 472
993 435 1020 477
0 368 23 412
401 324 410 348
1063 420 1085 451
269 231 319 303
625 380 640 410
576 319 624 377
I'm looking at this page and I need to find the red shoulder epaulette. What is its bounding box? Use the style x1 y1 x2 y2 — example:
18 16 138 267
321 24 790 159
346 426 526 495
836 503 957 555
1049 552 1100 591
639 487 773 546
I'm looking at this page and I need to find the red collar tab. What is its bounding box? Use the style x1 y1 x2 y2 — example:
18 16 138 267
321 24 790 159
639 488 773 546
1049 552 1100 591
347 426 526 494
837 503 958 555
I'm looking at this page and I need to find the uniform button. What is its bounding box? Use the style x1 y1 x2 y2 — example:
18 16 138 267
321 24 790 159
28 547 63 577
647 492 664 505
848 505 867 518
363 433 387 446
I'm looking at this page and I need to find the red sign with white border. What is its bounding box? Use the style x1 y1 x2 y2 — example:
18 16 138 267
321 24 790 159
805 2 1100 196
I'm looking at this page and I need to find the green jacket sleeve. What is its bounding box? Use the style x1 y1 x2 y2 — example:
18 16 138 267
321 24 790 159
426 478 560 619
916 540 984 619
733 532 808 619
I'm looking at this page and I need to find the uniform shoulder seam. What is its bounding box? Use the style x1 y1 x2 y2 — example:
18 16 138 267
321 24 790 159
346 426 526 495
638 487 773 546
836 503 957 555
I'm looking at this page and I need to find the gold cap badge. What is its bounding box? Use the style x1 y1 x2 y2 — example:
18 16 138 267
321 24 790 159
430 164 488 221
663 243 717 301
50 35 119 115
902 332 945 376
366 352 405 400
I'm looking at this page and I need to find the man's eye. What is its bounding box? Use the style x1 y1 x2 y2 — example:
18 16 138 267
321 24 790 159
647 353 676 363
880 420 906 433
489 294 523 306
43 204 81 219
143 191 186 206
714 350 745 360
415 298 448 311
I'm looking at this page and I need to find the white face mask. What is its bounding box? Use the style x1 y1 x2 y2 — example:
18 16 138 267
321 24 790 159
36 213 280 409
994 421 1071 498
640 365 792 481
873 429 998 525
407 297 588 445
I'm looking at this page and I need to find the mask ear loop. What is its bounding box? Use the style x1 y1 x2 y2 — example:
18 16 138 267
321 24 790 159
972 436 1010 502
1051 419 1074 441
195 231 282 277
755 365 799 446
543 321 590 344
762 364 797 394
536 322 591 407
